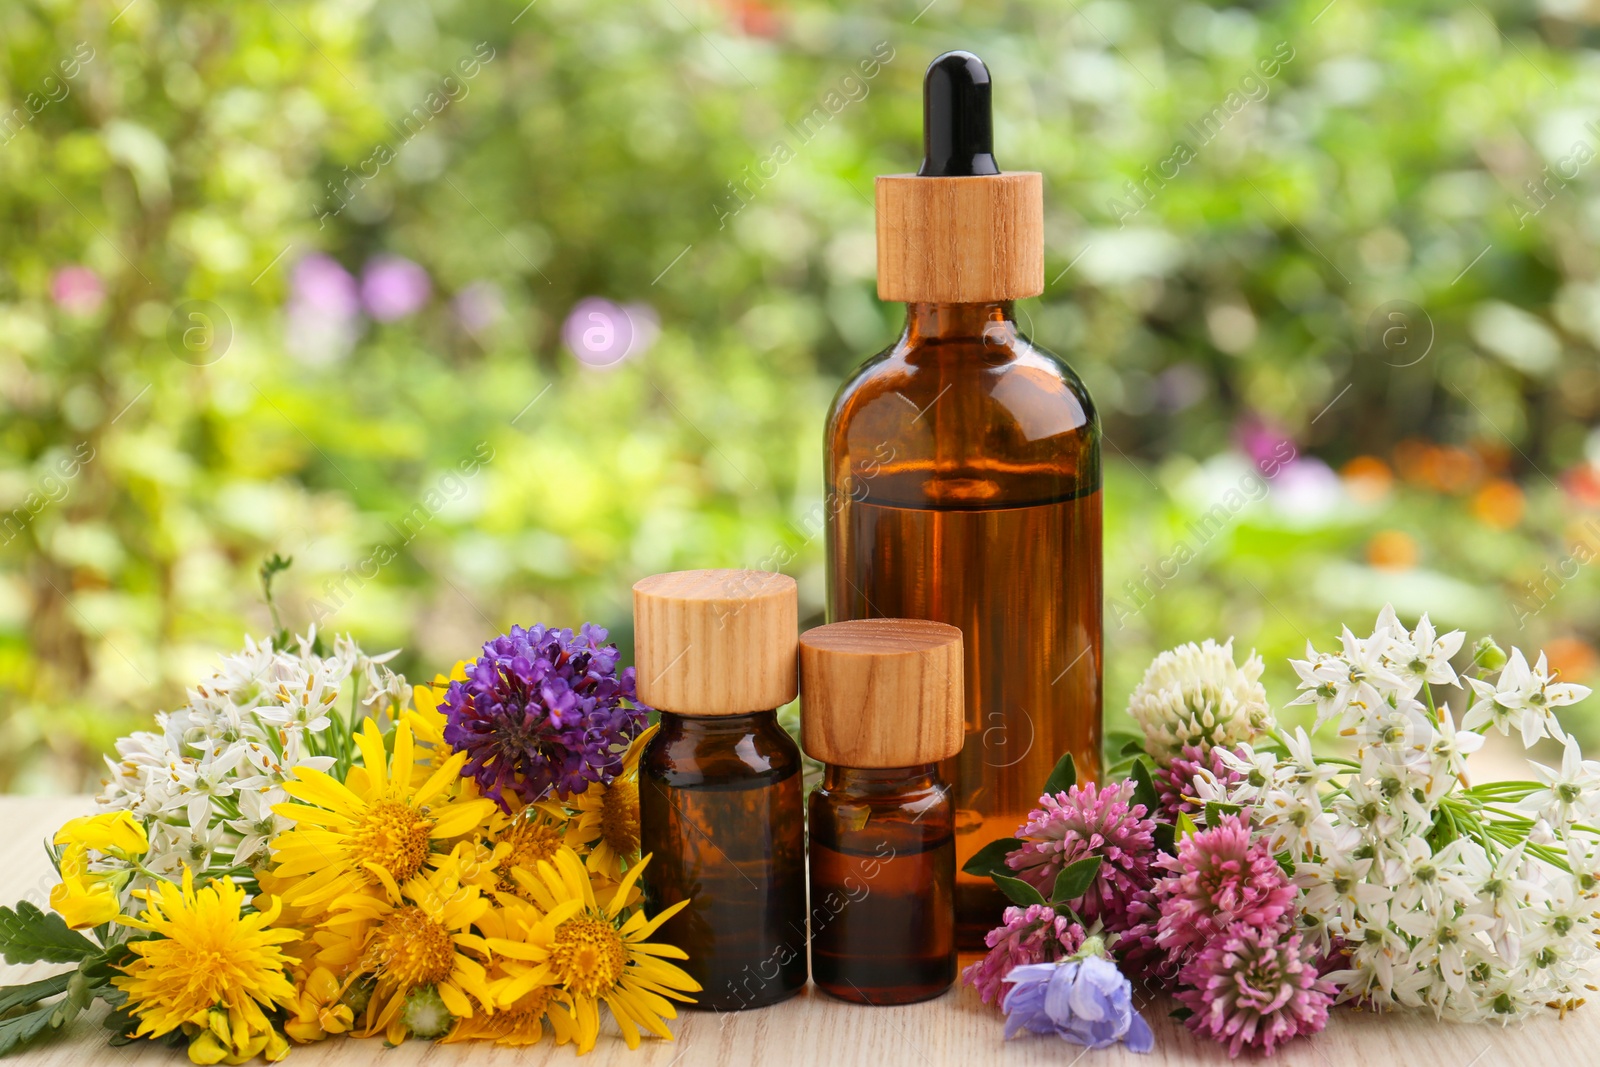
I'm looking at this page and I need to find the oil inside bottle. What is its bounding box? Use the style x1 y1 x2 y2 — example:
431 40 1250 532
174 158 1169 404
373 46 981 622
832 491 1101 946
809 765 955 1004
638 710 808 1011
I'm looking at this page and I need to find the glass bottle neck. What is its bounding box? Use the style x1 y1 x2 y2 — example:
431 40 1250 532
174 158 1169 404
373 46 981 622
659 709 778 735
903 301 1016 344
822 763 940 796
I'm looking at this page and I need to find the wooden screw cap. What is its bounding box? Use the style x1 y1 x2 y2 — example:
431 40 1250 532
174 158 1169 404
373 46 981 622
799 618 964 768
875 172 1043 304
633 569 798 715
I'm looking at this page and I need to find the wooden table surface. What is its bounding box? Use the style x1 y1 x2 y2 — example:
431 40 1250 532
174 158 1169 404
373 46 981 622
0 795 1591 1066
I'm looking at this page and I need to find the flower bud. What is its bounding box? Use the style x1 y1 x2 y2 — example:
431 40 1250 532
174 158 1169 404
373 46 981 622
1473 636 1508 671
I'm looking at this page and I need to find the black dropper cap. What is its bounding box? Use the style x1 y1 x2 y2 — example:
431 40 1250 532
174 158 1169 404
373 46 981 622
917 50 1000 177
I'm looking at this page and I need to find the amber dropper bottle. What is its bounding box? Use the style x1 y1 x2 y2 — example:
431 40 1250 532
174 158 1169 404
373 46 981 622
825 51 1103 949
634 569 807 1011
800 618 964 1005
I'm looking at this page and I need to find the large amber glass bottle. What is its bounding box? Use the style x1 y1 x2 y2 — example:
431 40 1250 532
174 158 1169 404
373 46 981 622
826 52 1102 947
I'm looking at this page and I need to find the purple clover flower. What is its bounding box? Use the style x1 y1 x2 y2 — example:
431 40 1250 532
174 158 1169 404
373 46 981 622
441 623 648 807
1002 949 1154 1054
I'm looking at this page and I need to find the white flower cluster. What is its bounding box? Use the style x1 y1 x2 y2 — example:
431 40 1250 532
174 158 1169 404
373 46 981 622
1127 637 1274 761
1201 606 1600 1023
98 629 409 884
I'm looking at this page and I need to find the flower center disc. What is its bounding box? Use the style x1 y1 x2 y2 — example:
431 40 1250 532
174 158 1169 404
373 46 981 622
600 780 640 856
551 915 627 996
350 799 433 884
499 816 563 890
369 905 456 987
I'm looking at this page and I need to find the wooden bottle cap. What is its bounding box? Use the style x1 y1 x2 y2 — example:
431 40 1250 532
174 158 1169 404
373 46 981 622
799 618 965 768
633 569 798 715
875 171 1043 304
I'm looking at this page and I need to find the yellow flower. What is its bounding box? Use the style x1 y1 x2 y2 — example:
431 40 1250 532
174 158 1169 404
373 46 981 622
315 858 495 1044
565 724 656 883
185 1008 291 1065
49 862 122 930
487 847 698 1055
403 662 469 779
283 967 355 1044
450 898 580 1048
55 811 149 856
483 799 576 896
111 870 298 1058
49 810 149 928
270 718 496 915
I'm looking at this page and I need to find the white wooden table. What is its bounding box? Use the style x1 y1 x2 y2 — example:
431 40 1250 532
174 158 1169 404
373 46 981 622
0 796 1589 1066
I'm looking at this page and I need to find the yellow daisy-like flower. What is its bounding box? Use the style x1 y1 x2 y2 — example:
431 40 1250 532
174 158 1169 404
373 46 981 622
564 724 656 883
315 858 495 1044
403 662 469 780
487 846 698 1055
112 870 298 1061
270 718 496 915
443 902 578 1048
483 799 577 896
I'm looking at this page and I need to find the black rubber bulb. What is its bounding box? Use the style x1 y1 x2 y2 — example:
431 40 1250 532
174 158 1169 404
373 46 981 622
918 50 1000 177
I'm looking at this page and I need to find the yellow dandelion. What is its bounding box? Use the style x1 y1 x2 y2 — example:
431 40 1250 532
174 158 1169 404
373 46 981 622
565 724 656 882
316 858 495 1044
112 870 297 1062
487 846 698 1055
270 718 496 915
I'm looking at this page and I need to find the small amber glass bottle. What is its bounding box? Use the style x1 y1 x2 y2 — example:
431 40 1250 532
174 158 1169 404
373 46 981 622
634 569 807 1012
800 618 964 1005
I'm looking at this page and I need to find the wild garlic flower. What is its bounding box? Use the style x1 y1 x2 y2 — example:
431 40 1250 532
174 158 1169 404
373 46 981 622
1127 638 1272 762
1208 605 1600 1024
97 628 408 890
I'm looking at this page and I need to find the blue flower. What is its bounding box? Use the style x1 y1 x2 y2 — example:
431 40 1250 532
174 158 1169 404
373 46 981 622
1001 954 1154 1054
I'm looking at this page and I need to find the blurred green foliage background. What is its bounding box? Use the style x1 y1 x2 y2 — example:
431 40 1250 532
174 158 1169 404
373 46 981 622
4 0 1600 791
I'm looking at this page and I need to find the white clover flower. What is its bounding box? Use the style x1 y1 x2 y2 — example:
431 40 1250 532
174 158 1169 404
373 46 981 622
1127 637 1272 761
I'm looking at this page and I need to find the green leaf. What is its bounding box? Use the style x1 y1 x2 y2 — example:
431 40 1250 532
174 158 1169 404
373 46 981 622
1051 856 1103 904
1169 1005 1194 1022
1176 811 1199 839
0 903 98 966
1153 819 1176 855
1053 901 1084 925
1117 738 1146 757
0 1001 66 1057
1041 753 1077 796
78 942 134 985
102 1004 140 1046
48 972 93 1031
1129 758 1159 816
0 974 71 1017
991 874 1047 908
961 837 1022 878
1204 800 1242 826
